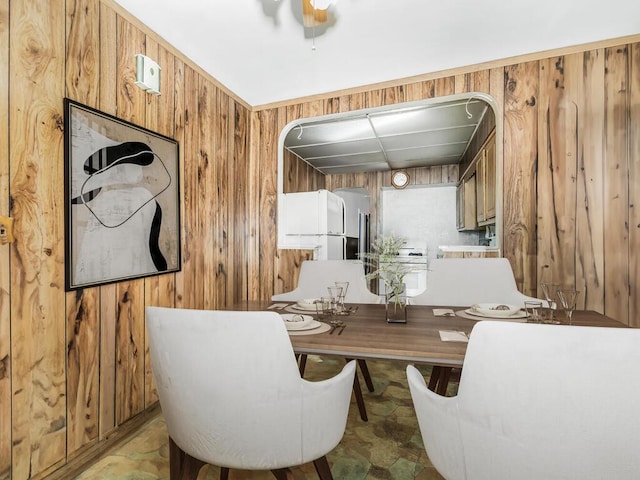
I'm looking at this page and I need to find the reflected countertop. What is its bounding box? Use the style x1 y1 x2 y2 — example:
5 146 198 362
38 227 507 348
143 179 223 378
438 245 499 252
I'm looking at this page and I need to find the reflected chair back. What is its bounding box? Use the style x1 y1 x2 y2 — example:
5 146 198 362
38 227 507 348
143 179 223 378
272 260 381 304
410 258 541 306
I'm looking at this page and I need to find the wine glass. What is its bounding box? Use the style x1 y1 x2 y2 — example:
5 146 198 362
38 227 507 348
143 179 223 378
557 289 579 325
327 286 343 314
540 283 560 322
335 281 349 315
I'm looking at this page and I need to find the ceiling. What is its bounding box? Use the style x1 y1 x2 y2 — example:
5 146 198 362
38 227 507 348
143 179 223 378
284 97 491 174
111 0 640 107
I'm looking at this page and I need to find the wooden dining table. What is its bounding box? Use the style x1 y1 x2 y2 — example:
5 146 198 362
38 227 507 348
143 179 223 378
234 301 625 364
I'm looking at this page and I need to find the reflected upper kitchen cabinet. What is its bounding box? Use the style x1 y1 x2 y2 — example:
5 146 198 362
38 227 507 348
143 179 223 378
276 93 502 257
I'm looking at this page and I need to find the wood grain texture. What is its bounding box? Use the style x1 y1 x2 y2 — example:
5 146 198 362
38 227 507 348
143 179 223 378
142 37 160 409
10 0 67 478
630 43 640 328
180 65 198 309
603 46 630 324
115 280 145 425
97 1 118 440
172 57 186 308
537 55 580 290
197 77 214 309
114 17 146 426
66 289 99 455
0 0 10 477
64 0 101 458
214 87 230 308
576 49 606 313
502 61 539 297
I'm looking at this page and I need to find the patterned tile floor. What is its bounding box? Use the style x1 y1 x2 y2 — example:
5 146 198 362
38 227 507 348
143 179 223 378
76 358 454 479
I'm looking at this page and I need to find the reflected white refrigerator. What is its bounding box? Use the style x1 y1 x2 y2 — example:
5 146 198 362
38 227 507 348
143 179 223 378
281 189 346 260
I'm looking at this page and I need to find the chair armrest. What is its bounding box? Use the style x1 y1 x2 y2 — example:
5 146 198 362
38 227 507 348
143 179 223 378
407 365 466 480
299 360 357 460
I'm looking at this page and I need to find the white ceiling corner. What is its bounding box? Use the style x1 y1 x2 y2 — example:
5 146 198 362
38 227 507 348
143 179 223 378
112 0 640 107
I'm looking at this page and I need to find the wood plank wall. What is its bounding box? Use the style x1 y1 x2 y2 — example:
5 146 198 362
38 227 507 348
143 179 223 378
0 1 638 478
253 43 640 332
1 0 250 478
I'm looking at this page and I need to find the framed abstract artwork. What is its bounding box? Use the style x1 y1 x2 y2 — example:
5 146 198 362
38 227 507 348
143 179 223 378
64 98 181 290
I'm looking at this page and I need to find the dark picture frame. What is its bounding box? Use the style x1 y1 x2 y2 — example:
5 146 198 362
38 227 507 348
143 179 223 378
64 98 181 290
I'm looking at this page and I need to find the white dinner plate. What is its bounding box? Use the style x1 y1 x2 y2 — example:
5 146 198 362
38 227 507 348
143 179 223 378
280 314 321 331
464 308 528 319
470 303 523 317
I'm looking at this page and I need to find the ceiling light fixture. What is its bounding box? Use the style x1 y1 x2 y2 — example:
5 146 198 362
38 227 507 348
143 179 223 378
302 0 337 50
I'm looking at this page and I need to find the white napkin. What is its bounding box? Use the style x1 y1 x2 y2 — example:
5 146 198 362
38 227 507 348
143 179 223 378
439 330 469 342
433 308 455 316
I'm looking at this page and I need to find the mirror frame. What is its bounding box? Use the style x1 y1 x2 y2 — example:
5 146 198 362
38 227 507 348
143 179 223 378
277 92 502 256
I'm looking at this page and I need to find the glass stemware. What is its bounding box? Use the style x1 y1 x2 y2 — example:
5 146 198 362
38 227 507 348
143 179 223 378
327 286 343 315
334 281 349 315
540 283 560 322
557 289 579 325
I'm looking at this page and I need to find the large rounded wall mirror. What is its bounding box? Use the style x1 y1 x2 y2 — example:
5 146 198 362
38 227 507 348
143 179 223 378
276 92 502 263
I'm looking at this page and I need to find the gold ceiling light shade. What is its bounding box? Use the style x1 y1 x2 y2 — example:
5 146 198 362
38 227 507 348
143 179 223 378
302 0 336 27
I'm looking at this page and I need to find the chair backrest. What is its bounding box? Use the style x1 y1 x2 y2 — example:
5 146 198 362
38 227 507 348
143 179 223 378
409 257 540 306
272 260 381 304
146 307 305 468
426 321 640 479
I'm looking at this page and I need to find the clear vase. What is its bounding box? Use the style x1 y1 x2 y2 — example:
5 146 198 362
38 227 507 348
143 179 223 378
385 286 407 323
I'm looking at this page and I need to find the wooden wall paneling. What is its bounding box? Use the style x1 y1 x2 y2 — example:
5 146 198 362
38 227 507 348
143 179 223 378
339 91 366 113
114 16 146 425
142 35 160 310
181 65 198 309
247 110 261 300
434 76 456 97
603 45 630 324
214 87 230 307
65 289 99 457
197 77 214 309
630 42 640 328
404 79 436 103
172 57 187 308
489 66 505 257
0 0 9 476
115 280 145 425
230 103 249 305
142 37 160 409
455 73 471 93
154 46 177 311
576 49 606 313
502 61 539 297
537 55 581 290
182 65 202 308
278 104 305 193
257 109 279 300
98 1 118 439
64 0 101 459
471 70 491 93
10 0 67 476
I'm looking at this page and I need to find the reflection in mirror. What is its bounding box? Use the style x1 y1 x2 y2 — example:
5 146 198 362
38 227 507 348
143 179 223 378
277 92 501 261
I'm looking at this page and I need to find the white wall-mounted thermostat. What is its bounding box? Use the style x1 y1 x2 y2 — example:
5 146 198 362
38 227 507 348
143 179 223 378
135 54 161 95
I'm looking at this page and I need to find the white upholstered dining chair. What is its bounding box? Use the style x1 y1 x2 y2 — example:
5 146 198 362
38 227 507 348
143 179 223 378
146 306 356 480
271 259 381 421
407 321 640 480
409 257 542 306
272 260 381 304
